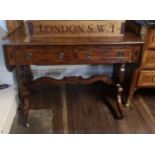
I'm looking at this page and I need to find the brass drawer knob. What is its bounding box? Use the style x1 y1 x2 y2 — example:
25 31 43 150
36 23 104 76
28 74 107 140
26 52 33 60
152 76 155 82
59 52 64 59
87 51 93 60
117 51 124 58
151 35 155 42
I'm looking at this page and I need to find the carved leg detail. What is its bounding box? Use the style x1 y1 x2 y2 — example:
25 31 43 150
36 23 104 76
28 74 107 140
22 82 30 127
116 83 124 118
16 65 32 127
115 64 125 118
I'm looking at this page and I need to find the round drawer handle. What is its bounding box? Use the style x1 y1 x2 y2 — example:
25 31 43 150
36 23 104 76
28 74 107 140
59 52 64 59
135 50 139 58
87 51 93 60
152 76 155 82
117 51 124 58
26 52 33 60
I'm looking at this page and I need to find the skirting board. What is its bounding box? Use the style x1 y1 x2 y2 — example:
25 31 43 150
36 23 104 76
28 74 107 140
0 86 18 134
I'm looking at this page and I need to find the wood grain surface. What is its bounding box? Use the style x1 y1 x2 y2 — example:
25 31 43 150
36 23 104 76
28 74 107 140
10 83 155 134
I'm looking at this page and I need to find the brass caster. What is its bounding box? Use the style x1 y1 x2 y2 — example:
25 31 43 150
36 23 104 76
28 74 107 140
25 123 30 128
125 100 131 107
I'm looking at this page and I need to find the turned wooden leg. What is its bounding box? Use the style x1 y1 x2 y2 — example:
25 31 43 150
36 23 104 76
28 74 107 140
126 88 135 107
116 83 123 118
21 81 30 127
126 68 139 107
115 64 125 118
16 65 32 127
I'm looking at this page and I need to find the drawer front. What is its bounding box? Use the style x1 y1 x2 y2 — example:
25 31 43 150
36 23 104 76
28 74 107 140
4 46 16 65
138 71 155 87
76 46 136 63
142 50 155 67
148 29 155 49
15 46 74 65
7 45 140 65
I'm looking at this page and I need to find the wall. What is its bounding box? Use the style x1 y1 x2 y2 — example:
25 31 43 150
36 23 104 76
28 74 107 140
0 20 15 85
0 20 17 134
0 20 7 70
0 20 7 39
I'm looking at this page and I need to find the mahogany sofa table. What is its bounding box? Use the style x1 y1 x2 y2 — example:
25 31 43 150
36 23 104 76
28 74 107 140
3 28 143 127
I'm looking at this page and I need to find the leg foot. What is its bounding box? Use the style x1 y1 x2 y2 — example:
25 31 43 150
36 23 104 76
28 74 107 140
116 83 124 119
25 123 30 128
126 88 136 107
125 99 131 107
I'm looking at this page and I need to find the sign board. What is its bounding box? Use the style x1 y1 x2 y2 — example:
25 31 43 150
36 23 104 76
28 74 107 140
27 20 125 38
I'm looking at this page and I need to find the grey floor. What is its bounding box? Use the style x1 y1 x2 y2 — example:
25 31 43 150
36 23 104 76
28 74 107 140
10 109 53 134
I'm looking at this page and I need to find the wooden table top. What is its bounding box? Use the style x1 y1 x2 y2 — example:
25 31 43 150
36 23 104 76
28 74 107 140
3 25 144 46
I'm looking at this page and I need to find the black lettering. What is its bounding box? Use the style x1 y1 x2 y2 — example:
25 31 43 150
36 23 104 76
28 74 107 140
77 25 84 33
97 25 106 32
111 24 115 33
61 25 68 32
53 25 61 32
39 24 43 32
69 25 77 33
87 24 93 33
39 24 48 32
45 25 52 32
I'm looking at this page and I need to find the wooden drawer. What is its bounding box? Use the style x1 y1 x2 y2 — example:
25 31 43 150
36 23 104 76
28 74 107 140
76 46 134 63
148 28 155 49
15 46 74 65
138 70 155 87
142 50 155 67
6 45 140 65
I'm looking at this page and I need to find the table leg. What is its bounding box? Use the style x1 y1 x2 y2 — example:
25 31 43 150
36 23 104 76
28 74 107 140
16 65 32 127
126 68 139 107
116 63 125 118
